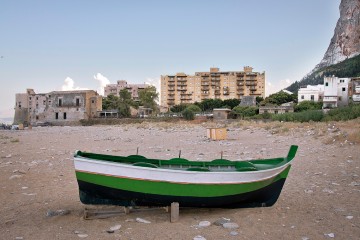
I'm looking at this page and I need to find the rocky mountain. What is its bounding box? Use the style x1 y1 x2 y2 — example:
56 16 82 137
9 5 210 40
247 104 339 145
316 0 360 69
286 0 360 92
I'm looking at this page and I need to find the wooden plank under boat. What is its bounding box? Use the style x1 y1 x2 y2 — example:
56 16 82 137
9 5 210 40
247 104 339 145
73 145 298 208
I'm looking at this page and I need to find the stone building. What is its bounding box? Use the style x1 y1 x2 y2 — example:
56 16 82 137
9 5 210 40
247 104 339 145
14 89 102 125
160 66 265 110
104 80 149 101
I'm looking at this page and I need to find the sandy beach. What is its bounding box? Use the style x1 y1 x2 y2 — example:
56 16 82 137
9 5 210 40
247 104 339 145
1 120 359 240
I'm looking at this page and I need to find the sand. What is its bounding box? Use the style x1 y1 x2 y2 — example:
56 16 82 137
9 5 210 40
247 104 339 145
0 120 359 240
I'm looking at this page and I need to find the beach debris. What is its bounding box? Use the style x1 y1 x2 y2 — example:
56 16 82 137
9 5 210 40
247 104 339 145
5 154 12 158
223 222 239 229
304 189 313 194
346 216 353 220
77 233 88 238
193 236 206 240
9 175 22 180
46 209 70 217
198 221 211 227
325 233 335 238
136 217 151 224
213 217 231 226
15 237 24 240
350 182 360 186
230 231 238 236
301 237 309 240
107 224 122 233
322 188 334 194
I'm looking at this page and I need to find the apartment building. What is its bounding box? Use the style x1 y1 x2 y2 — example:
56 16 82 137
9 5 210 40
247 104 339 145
14 89 102 125
160 67 265 109
104 80 149 101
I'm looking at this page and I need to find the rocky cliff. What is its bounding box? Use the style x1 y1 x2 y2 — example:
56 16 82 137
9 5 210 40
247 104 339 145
315 0 360 70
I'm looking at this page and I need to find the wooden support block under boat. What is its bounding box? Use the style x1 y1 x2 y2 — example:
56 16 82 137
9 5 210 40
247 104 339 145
170 202 179 223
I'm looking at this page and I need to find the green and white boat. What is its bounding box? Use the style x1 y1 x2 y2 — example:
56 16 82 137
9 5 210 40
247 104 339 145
73 145 298 208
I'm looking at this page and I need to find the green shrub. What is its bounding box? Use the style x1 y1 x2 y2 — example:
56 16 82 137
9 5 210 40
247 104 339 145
232 106 258 118
272 110 324 122
185 104 202 113
294 101 322 112
182 108 195 120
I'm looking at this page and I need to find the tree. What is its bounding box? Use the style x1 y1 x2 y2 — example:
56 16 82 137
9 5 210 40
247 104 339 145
223 99 241 109
118 89 134 117
262 91 297 106
185 104 202 113
170 104 188 113
138 86 159 111
102 94 119 110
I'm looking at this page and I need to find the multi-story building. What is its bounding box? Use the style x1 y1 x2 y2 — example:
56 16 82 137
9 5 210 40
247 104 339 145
298 85 324 103
349 77 360 103
14 89 102 125
104 80 149 101
160 67 265 109
323 76 350 108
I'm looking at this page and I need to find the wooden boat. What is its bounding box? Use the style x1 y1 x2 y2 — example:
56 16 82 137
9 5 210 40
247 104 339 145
73 145 298 208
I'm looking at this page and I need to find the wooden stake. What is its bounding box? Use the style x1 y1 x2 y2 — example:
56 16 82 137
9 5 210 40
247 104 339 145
170 202 179 223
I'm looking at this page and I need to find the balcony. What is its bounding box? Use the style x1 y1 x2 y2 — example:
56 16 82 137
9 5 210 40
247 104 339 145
168 83 175 87
168 88 175 91
201 91 209 95
223 91 229 95
177 78 187 82
168 78 175 82
177 88 187 91
246 82 257 86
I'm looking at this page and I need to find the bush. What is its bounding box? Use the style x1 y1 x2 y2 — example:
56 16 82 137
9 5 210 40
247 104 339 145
182 108 195 120
232 106 258 118
294 101 322 112
272 110 324 122
185 104 202 113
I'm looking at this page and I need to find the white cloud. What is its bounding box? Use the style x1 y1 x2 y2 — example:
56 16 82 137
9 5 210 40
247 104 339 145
61 77 88 91
266 78 294 96
94 73 110 96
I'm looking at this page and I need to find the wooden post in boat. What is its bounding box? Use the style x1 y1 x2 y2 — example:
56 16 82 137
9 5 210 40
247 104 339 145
170 202 179 223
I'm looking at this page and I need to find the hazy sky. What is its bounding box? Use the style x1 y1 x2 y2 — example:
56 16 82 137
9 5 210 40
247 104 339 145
0 0 340 119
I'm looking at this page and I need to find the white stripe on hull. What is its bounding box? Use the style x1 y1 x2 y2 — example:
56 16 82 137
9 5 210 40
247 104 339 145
74 157 290 184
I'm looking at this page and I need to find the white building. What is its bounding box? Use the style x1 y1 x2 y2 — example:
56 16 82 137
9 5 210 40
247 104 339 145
298 85 324 103
323 76 350 108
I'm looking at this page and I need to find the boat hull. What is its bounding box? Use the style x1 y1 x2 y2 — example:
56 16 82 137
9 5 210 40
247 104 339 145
77 177 287 208
74 164 291 208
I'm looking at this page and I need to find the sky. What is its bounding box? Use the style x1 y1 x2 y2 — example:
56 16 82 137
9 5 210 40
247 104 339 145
0 0 340 120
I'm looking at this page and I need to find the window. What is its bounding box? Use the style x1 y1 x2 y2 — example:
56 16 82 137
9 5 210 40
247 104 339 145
274 110 278 114
325 82 329 86
91 100 95 104
342 87 346 92
76 98 80 106
311 95 314 101
338 96 342 101
58 98 62 107
63 112 67 119
55 112 59 119
301 95 304 99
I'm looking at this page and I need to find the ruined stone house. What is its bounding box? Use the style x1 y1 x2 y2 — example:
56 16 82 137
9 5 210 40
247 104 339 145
14 89 102 125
